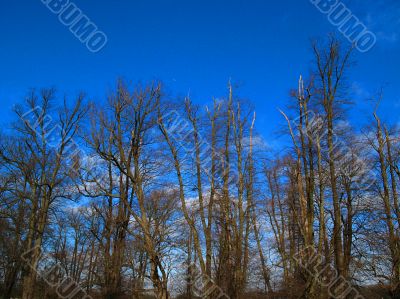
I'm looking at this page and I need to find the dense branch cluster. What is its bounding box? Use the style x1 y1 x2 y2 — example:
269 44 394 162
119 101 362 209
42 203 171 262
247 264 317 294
0 38 399 299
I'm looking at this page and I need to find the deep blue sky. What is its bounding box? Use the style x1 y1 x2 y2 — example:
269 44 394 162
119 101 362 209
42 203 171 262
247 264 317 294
0 0 399 144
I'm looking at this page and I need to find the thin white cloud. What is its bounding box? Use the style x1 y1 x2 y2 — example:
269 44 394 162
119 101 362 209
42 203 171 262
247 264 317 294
354 0 400 45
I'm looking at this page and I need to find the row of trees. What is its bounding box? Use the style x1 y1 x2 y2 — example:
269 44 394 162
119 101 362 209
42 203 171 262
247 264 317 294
0 37 399 299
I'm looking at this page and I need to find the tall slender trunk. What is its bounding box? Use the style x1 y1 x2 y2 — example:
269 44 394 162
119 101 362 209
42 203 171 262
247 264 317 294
327 107 344 277
375 113 400 294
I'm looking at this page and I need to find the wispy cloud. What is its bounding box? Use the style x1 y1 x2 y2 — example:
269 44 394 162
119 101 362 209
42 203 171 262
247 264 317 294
351 82 371 100
353 0 400 45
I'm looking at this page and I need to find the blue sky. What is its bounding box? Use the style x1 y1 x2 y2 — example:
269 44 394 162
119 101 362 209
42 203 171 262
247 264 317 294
0 0 399 143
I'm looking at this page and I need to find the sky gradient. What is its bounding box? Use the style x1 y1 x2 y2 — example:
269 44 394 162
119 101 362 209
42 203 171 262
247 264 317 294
0 0 399 145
